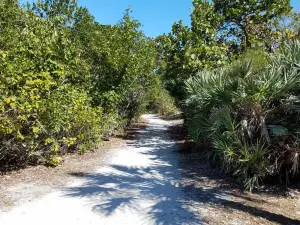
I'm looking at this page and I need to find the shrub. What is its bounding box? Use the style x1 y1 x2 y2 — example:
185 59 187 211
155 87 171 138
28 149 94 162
0 1 162 169
147 88 179 116
185 43 300 190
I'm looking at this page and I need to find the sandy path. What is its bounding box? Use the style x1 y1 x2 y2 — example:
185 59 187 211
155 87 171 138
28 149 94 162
0 115 206 225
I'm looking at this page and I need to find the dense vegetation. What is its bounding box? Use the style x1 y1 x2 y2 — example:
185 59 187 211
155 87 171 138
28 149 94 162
0 0 175 168
186 46 300 190
2 0 300 190
157 0 300 190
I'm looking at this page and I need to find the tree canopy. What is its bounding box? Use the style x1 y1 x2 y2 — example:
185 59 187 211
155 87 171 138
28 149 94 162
0 0 172 167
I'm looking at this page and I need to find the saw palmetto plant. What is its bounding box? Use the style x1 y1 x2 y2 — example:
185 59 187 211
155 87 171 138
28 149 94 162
185 41 300 190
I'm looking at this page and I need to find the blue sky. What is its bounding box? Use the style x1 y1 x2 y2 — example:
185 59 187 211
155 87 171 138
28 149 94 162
21 0 300 37
76 0 193 37
80 0 300 37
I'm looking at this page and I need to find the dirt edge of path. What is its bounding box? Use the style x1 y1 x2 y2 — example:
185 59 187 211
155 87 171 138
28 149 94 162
0 119 149 212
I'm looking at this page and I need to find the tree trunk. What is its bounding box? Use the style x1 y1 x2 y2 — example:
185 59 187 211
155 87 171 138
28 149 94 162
242 25 251 48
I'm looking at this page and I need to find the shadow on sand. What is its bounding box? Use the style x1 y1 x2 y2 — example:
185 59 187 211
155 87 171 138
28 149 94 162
63 116 300 225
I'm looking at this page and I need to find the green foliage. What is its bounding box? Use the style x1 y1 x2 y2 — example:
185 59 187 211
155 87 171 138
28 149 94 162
214 0 292 51
156 1 228 101
286 11 300 37
147 87 179 116
157 0 295 103
48 155 62 167
0 1 164 168
185 42 300 190
235 49 270 73
190 0 228 69
156 1 300 190
72 8 160 124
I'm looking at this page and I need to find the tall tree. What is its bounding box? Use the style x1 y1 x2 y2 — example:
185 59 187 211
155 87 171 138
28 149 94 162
189 0 227 69
156 0 228 101
213 0 292 51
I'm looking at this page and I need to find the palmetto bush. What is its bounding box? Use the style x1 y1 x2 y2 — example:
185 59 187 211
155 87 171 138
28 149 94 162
185 42 300 190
